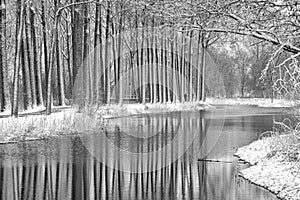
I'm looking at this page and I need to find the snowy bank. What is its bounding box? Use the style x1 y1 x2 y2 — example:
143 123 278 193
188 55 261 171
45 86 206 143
0 102 211 144
0 109 99 144
235 134 300 200
208 98 295 108
95 101 212 119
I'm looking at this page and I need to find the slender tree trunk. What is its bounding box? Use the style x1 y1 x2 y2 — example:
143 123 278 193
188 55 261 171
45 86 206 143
25 6 37 107
0 0 6 112
65 16 72 99
155 28 160 102
83 3 90 106
97 3 104 104
152 17 157 103
200 43 206 101
55 0 65 106
46 5 61 114
175 33 181 101
188 30 193 102
93 0 100 104
135 8 141 103
172 29 177 103
104 1 111 104
41 0 48 101
161 27 165 103
72 0 84 84
11 0 24 117
29 7 44 106
180 29 186 102
117 2 123 105
21 39 29 110
111 4 118 104
196 32 201 101
141 17 146 104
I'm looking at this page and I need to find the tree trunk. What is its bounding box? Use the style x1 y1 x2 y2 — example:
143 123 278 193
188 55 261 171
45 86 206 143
0 0 6 112
135 8 141 103
104 1 111 104
29 7 44 106
23 6 33 109
65 16 72 99
21 39 29 110
55 0 65 106
93 0 100 104
41 0 48 101
46 3 61 114
188 30 194 102
151 17 157 103
180 30 186 102
83 3 90 106
200 43 206 101
26 6 37 107
111 4 118 104
161 28 165 103
72 0 84 85
141 17 146 104
196 32 201 101
96 2 104 104
117 2 123 105
11 0 24 117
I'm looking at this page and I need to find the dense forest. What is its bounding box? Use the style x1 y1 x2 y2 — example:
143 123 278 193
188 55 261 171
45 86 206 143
0 0 299 116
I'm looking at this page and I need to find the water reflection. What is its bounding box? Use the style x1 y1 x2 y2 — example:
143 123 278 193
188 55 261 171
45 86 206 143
0 106 281 200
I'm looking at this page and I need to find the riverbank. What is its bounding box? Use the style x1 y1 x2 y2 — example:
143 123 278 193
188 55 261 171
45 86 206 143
235 134 300 200
0 109 102 144
95 101 211 119
0 102 210 144
208 98 295 108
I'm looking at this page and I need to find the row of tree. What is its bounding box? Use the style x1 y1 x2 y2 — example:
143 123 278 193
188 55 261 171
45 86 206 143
0 0 299 116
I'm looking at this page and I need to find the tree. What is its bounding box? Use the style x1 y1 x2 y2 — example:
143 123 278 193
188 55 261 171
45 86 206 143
55 0 65 106
0 0 6 112
104 1 111 104
11 0 25 117
29 5 44 106
41 0 48 99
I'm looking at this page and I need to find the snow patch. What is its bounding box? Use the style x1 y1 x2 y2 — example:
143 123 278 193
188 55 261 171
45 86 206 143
95 102 212 119
235 135 300 200
208 98 295 108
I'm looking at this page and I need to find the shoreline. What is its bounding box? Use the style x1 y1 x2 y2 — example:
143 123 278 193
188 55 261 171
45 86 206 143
0 100 293 145
0 102 210 145
207 97 296 108
235 135 300 200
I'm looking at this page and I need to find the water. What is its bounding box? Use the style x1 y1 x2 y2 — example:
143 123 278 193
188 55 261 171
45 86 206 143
0 105 289 199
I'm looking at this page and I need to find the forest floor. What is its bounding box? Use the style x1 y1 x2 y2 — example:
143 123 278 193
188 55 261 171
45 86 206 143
235 134 300 200
207 97 296 108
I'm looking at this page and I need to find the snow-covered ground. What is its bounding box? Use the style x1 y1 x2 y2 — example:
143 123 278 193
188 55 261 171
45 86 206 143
235 135 300 200
207 97 296 108
0 109 97 144
0 105 72 117
0 102 211 143
95 101 212 119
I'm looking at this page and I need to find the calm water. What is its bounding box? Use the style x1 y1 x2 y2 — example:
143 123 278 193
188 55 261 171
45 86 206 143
0 105 289 200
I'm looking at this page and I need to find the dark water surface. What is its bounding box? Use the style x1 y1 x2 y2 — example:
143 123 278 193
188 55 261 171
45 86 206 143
0 105 289 199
